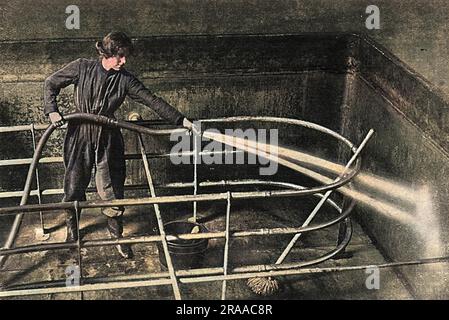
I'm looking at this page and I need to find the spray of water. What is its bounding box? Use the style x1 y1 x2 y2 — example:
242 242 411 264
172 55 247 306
279 148 417 205
415 186 442 256
201 130 424 226
201 130 446 297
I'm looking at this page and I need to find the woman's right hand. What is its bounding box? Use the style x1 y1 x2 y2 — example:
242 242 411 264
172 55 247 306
183 117 200 135
49 112 65 127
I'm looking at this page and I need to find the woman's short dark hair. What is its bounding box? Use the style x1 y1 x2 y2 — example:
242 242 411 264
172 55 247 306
96 32 134 58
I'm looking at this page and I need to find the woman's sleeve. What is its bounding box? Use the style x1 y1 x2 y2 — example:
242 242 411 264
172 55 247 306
43 59 81 115
126 75 184 125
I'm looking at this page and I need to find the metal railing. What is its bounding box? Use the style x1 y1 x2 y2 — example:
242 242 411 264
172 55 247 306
0 114 364 299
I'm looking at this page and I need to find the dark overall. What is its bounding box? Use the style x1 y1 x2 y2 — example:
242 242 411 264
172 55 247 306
44 58 184 246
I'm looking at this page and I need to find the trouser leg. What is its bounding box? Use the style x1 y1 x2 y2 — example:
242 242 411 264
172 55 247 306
63 127 94 242
96 129 132 258
65 209 79 242
106 216 133 259
95 128 126 217
107 215 123 237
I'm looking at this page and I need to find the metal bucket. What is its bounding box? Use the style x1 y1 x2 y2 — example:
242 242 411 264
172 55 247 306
157 220 209 270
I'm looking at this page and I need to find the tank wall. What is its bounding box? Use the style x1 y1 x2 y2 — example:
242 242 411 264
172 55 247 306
340 37 449 299
2 0 449 98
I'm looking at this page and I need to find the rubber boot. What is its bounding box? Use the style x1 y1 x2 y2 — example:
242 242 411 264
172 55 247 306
107 216 133 259
65 209 79 242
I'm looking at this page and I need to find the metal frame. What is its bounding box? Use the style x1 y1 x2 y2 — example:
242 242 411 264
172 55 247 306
136 129 182 299
0 114 363 299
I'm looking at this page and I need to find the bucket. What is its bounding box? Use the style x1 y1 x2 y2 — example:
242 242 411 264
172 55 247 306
157 220 209 270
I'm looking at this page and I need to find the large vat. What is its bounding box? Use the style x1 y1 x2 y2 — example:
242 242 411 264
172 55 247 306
0 33 448 298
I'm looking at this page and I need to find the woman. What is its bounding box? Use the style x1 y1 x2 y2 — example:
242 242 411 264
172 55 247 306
44 31 193 258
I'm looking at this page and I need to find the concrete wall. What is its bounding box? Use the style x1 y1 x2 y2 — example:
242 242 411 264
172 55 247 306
340 35 449 299
347 76 449 299
1 0 449 96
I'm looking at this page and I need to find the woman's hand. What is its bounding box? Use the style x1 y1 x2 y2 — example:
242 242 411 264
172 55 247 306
49 112 66 127
183 118 200 135
182 117 193 130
